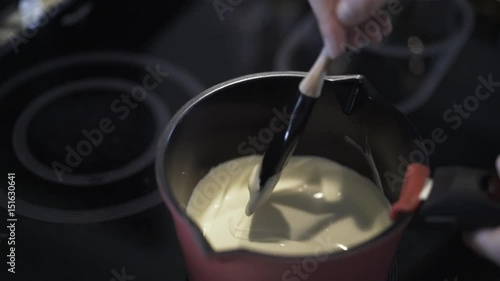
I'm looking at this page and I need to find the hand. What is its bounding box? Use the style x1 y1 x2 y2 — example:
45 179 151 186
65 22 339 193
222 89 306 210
464 155 500 266
308 0 393 58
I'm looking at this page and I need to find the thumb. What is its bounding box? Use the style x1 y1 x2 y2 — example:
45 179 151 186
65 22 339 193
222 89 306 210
465 227 500 266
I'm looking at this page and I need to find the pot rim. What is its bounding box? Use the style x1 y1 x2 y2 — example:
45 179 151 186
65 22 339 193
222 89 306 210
155 71 427 261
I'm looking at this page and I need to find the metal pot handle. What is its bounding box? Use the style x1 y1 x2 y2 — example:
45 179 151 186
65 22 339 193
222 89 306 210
391 164 500 230
419 166 500 230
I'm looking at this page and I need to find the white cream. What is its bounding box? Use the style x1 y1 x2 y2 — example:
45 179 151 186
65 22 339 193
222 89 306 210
186 156 392 256
245 164 281 216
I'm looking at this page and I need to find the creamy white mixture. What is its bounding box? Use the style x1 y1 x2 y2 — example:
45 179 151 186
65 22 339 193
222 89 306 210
186 156 392 256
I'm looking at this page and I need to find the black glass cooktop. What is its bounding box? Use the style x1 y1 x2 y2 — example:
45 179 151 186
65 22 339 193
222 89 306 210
0 1 499 281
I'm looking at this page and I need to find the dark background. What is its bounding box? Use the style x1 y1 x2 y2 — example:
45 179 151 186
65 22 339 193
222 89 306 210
0 0 499 280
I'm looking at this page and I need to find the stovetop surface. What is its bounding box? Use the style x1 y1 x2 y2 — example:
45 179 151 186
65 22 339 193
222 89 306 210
1 1 500 281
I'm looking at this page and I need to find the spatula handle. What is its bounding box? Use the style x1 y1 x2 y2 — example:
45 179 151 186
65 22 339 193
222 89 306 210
299 48 331 98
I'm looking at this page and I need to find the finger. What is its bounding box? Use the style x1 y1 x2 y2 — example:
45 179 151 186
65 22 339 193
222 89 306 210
381 19 393 37
318 18 347 58
496 155 500 177
344 18 386 49
337 0 387 26
465 228 500 266
309 0 345 58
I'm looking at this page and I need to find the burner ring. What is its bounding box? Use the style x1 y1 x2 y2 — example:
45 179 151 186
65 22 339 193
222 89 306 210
0 52 204 224
12 78 169 186
0 189 162 224
0 52 204 100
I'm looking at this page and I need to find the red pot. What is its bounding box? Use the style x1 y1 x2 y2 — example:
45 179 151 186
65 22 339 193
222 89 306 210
156 72 427 281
